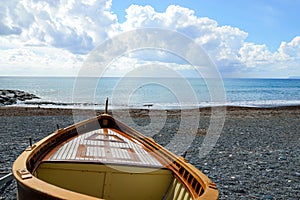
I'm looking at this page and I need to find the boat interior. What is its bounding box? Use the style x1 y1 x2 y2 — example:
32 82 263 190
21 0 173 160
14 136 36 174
14 114 216 200
34 162 193 200
30 116 195 200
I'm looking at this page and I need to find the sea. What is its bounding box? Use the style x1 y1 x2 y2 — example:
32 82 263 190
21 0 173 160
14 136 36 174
1 76 300 110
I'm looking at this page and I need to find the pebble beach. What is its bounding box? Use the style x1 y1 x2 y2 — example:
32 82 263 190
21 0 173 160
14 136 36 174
0 106 299 199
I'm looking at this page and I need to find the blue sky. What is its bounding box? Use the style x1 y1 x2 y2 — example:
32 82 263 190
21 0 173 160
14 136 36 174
0 0 299 78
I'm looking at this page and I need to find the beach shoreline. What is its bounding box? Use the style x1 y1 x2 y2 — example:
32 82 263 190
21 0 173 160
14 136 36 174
0 106 299 199
1 104 300 116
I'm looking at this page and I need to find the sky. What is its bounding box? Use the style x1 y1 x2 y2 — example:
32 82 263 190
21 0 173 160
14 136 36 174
0 0 299 78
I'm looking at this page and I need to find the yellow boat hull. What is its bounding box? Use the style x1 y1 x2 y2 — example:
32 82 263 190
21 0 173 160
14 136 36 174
13 114 218 199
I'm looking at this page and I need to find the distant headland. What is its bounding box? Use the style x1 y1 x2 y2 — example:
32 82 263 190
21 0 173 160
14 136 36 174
288 76 300 79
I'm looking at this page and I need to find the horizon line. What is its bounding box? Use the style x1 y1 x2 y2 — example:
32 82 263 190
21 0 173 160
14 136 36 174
0 75 297 79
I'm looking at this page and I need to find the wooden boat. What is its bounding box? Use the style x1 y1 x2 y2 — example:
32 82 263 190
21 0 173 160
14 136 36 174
13 103 218 200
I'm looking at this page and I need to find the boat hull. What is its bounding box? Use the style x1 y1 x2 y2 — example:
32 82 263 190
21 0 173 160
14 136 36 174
13 114 218 200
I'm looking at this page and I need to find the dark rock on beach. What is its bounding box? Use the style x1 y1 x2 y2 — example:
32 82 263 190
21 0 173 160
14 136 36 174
0 90 39 106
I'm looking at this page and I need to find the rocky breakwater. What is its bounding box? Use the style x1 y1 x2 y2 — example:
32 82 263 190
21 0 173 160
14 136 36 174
0 89 39 106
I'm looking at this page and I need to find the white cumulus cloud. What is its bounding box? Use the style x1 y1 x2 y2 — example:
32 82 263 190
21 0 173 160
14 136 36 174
0 0 120 76
121 4 300 77
278 36 300 59
2 0 119 53
0 2 299 77
0 46 84 76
